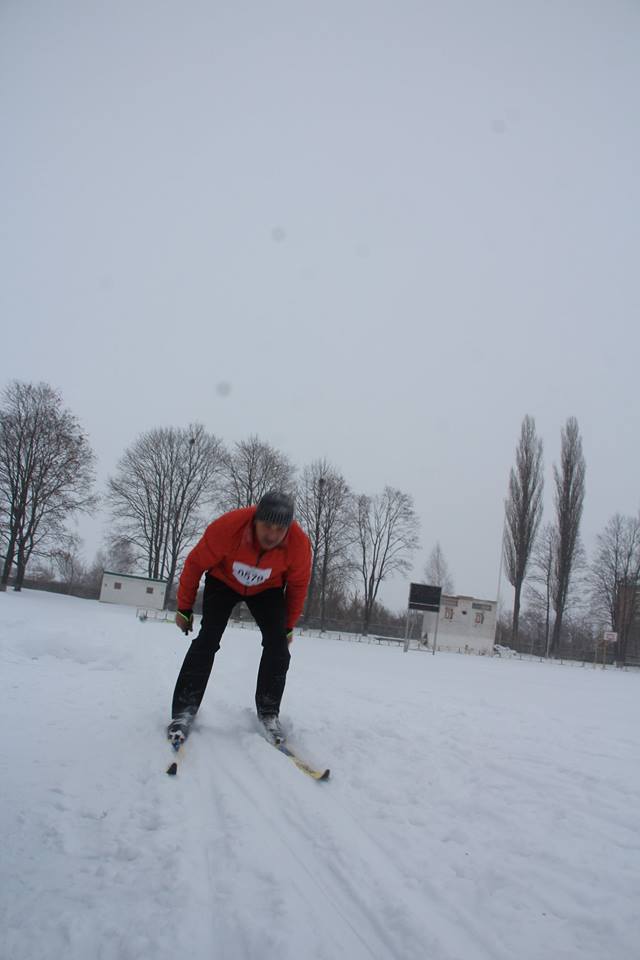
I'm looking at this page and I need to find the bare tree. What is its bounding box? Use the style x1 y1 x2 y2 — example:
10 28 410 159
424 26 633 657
217 435 295 511
107 423 224 603
84 541 136 596
317 475 354 630
352 486 420 634
550 417 586 656
50 533 85 594
103 538 136 575
296 462 327 618
589 513 640 663
297 459 354 627
84 549 109 595
526 522 556 656
423 541 454 594
0 381 97 591
503 415 544 647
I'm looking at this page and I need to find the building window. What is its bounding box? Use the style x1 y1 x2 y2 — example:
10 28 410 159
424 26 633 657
444 607 454 620
146 587 154 595
475 612 484 625
114 582 122 590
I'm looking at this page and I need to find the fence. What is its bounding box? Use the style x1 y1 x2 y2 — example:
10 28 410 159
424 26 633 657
131 608 640 669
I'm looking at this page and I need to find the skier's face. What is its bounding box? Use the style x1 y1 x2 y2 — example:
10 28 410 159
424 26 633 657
255 520 289 551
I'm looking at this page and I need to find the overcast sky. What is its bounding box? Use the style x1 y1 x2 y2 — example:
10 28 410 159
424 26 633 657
2 1 639 611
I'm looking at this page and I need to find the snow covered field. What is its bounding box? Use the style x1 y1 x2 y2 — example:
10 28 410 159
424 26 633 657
1 590 639 960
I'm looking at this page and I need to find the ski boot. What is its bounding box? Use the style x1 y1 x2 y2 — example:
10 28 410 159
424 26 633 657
167 717 192 750
259 714 285 745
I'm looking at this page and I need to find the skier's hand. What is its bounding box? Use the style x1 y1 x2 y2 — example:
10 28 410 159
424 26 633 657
176 610 194 635
286 629 293 645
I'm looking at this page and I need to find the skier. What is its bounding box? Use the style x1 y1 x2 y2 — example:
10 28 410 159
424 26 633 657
168 491 312 745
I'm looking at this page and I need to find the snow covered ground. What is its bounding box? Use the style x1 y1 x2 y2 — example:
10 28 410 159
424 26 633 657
2 590 639 960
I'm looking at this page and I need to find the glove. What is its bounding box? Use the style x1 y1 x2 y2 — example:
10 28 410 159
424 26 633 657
176 610 194 634
286 629 293 645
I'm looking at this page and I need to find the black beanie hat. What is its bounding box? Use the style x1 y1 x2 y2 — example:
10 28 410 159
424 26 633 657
255 491 295 528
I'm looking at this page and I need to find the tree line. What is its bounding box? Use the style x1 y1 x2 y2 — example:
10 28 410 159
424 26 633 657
0 381 419 634
502 414 640 663
2 381 637 654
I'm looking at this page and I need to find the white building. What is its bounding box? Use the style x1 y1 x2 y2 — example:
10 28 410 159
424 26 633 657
422 594 497 655
99 571 167 611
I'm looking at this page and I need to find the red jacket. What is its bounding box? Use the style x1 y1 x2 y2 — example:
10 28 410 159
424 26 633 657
177 507 312 629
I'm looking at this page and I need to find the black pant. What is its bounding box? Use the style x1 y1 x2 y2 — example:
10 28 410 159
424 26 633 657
171 575 291 722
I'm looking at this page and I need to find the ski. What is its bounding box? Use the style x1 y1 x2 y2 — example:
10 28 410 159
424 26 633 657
272 739 330 781
257 718 330 780
166 726 330 780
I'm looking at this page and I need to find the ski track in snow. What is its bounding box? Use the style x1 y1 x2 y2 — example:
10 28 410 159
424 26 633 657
2 591 640 960
168 714 497 960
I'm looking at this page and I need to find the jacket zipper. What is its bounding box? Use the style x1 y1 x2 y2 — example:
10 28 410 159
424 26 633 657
243 547 267 596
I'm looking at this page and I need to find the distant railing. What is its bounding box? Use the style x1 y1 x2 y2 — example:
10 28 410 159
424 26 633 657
132 606 640 668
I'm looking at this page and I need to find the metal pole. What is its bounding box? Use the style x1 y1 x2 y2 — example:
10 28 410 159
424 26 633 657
403 606 410 653
432 608 440 655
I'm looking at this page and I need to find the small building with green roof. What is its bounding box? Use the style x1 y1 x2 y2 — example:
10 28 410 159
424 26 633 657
99 571 167 610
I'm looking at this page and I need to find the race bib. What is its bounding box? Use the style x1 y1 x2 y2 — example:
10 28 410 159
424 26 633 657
232 561 272 588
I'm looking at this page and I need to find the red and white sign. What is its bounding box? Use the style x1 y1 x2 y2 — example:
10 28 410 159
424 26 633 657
603 631 618 644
